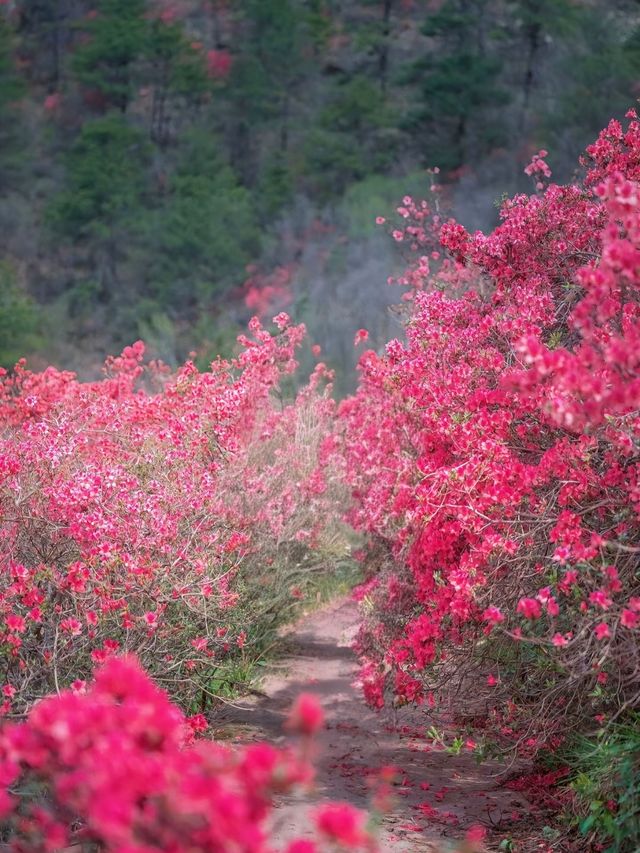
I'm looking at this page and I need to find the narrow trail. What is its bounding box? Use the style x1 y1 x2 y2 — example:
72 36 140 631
215 598 530 850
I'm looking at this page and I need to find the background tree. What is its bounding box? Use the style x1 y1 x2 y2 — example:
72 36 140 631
506 0 582 134
0 0 639 371
145 15 209 147
0 263 40 367
401 0 510 170
222 0 305 187
302 74 399 200
72 0 148 113
0 15 26 186
48 114 149 306
546 7 640 160
15 0 80 90
143 130 260 314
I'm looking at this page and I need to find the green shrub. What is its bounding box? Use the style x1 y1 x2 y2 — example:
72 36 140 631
568 717 640 852
0 263 41 366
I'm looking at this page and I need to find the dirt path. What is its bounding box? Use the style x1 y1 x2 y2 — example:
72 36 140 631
214 598 530 850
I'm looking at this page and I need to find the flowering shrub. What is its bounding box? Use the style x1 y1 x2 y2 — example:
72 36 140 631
0 654 374 852
339 112 640 757
0 314 346 714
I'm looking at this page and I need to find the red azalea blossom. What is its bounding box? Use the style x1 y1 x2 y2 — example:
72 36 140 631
0 656 325 851
517 598 542 620
287 693 325 736
206 49 233 79
315 802 370 847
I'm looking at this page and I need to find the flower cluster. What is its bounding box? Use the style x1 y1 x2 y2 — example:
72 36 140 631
339 111 640 751
0 315 345 713
0 655 375 853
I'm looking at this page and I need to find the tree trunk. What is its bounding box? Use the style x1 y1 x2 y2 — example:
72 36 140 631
378 0 393 92
519 20 541 133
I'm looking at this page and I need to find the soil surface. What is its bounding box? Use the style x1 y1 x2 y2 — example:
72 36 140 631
214 597 531 851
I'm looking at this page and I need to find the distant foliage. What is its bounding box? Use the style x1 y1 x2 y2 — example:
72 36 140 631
3 0 640 364
49 114 150 240
72 0 149 112
0 263 40 368
0 15 25 184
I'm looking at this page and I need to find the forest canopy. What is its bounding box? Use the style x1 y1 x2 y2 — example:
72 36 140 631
1 0 640 376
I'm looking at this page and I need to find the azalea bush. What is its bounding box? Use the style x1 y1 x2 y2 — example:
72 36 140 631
0 654 380 853
339 112 640 767
0 313 346 714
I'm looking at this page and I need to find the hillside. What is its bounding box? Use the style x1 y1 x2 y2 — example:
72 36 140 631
2 0 640 384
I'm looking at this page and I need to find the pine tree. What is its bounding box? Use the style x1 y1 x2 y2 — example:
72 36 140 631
402 0 510 171
145 16 209 147
72 0 148 112
0 15 26 186
15 0 77 89
144 131 260 311
349 0 399 91
0 263 40 367
302 75 398 199
223 0 304 184
506 0 582 133
48 114 149 300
